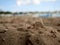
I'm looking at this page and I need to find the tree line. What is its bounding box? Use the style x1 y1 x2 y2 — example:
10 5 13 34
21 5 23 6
0 11 24 14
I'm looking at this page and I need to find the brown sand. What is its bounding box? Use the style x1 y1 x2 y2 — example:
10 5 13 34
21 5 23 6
0 16 60 45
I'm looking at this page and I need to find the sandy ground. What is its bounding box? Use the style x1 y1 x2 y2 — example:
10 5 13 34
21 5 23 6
0 16 60 45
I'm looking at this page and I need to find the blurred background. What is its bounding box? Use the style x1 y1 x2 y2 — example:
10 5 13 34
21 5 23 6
0 0 60 17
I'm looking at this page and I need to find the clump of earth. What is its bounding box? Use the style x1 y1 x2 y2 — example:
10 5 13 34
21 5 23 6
0 16 60 45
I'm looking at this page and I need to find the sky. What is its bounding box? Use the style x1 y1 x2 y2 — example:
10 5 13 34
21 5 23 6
0 0 60 12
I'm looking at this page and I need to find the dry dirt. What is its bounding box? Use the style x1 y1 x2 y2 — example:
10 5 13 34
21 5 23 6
0 16 60 45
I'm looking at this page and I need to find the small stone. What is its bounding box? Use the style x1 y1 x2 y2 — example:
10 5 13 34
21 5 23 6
58 40 60 43
0 30 6 33
39 31 43 34
57 30 60 33
50 30 56 34
57 23 60 26
2 38 5 41
17 27 24 31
